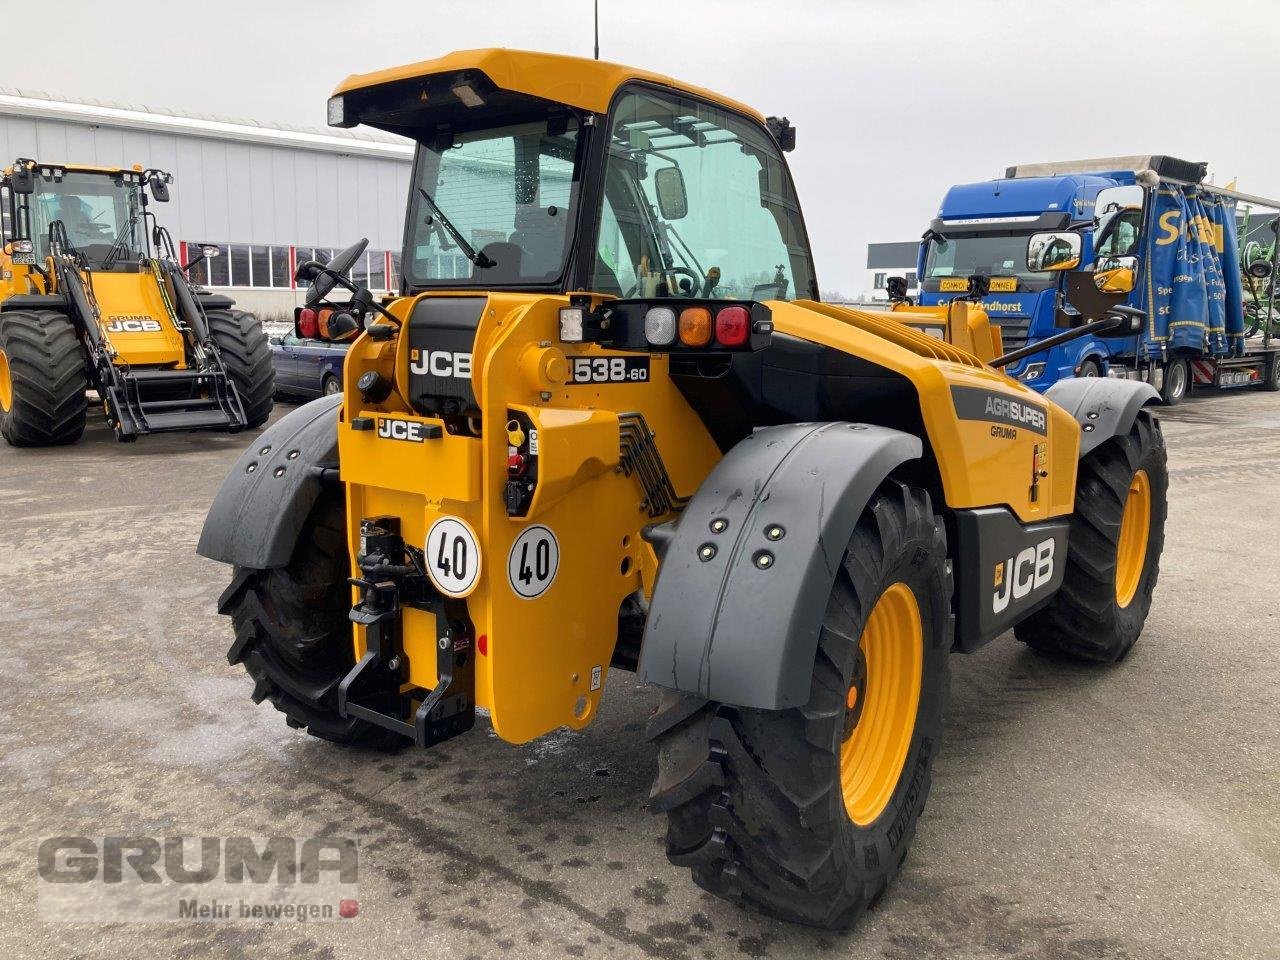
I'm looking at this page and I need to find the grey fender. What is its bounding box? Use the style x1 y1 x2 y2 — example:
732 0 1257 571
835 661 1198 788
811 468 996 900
637 422 922 710
196 394 342 569
1045 376 1159 457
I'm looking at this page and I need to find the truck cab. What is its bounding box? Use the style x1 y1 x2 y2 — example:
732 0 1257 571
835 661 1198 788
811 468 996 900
916 168 1136 389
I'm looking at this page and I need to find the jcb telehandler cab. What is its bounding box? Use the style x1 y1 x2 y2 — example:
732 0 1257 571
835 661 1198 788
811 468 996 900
199 49 1168 929
0 160 272 445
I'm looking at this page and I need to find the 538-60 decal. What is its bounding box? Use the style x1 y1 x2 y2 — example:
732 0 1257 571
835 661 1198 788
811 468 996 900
570 356 649 384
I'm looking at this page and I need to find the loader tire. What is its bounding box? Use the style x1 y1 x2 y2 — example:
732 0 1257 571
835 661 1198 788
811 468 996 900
1015 412 1166 662
218 487 398 749
0 310 87 447
648 482 952 930
207 309 273 428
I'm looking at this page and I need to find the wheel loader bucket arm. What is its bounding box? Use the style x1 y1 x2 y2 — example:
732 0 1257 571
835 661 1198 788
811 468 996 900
637 422 921 710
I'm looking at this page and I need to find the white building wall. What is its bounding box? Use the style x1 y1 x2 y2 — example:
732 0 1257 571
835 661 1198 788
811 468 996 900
0 92 414 319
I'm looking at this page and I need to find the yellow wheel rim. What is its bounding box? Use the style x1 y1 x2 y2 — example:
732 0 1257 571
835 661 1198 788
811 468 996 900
1115 469 1151 608
0 348 12 413
840 582 923 827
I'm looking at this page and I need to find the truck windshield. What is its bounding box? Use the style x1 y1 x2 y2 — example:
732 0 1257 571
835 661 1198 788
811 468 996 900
592 88 815 301
924 233 1042 282
404 116 583 287
30 171 145 268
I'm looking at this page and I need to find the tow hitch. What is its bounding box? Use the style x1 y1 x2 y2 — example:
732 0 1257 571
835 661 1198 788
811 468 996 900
337 516 476 747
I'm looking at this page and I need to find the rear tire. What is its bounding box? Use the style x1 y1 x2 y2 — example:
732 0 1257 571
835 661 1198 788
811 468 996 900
321 374 341 397
207 309 274 428
648 482 952 929
218 487 398 748
1016 412 1167 662
1160 358 1189 405
0 310 87 447
1261 355 1280 392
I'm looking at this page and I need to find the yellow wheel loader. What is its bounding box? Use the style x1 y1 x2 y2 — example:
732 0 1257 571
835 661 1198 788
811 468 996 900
198 50 1168 929
0 161 272 445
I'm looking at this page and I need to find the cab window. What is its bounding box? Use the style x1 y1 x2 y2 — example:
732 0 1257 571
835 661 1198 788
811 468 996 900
592 87 816 301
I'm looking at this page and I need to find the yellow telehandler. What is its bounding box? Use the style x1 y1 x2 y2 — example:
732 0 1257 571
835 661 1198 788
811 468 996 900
199 50 1167 928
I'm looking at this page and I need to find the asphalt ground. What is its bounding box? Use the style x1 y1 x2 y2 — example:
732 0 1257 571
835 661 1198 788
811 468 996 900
0 388 1276 960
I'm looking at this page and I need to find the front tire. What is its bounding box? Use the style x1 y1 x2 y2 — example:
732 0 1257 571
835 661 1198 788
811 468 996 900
217 487 396 747
0 310 87 447
1077 358 1102 379
648 482 952 929
207 309 274 428
321 374 341 397
1016 412 1167 662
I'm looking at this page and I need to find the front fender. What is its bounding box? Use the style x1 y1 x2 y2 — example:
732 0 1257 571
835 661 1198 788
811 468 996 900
1045 376 1159 457
196 394 342 569
637 422 921 710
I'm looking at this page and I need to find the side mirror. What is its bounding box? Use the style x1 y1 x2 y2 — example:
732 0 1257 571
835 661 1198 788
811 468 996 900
654 166 688 220
148 175 170 202
9 162 34 195
1100 305 1145 335
1026 231 1082 272
303 237 369 306
1094 255 1138 294
885 275 910 301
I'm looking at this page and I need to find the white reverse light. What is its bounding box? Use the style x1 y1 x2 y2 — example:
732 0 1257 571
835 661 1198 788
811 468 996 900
559 306 586 343
644 306 677 346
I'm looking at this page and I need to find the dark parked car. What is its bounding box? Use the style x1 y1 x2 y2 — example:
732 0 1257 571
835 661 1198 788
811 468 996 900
269 333 349 400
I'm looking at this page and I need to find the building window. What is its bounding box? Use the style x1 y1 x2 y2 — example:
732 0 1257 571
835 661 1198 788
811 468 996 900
271 247 291 288
207 244 230 286
228 245 251 287
369 251 387 291
249 246 271 287
873 272 887 290
905 272 917 288
389 252 402 292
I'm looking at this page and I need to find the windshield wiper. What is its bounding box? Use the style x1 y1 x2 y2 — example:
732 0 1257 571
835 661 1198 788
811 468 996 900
417 187 495 269
102 214 139 270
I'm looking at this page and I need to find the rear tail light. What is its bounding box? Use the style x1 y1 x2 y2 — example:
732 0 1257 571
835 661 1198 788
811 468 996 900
297 307 318 339
678 307 712 347
643 306 677 346
714 305 751 347
558 298 772 353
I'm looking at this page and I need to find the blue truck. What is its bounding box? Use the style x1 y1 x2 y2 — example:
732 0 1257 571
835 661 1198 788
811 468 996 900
913 155 1280 402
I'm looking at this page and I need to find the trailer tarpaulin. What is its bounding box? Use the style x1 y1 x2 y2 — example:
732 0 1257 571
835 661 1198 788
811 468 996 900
1143 185 1245 357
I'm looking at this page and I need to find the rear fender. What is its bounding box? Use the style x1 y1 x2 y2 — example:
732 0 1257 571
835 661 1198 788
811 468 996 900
637 422 921 710
1046 377 1159 457
196 394 342 569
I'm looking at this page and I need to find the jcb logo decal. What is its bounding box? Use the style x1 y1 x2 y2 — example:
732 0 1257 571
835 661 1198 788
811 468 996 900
409 349 472 379
106 317 162 333
992 538 1054 614
377 418 429 442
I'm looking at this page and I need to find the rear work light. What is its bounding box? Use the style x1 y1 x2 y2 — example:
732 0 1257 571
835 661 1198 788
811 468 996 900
557 297 773 354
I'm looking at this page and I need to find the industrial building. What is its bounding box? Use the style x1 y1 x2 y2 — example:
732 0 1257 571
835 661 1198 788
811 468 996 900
0 88 413 319
865 240 919 301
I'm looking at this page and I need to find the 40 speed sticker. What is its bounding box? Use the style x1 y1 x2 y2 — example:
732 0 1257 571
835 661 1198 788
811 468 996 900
425 516 481 598
507 525 560 599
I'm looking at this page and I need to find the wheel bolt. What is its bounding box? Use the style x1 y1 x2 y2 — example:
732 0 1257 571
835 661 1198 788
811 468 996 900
698 543 717 561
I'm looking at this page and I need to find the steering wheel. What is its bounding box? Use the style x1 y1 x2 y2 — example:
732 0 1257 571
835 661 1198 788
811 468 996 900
305 237 369 306
622 266 705 299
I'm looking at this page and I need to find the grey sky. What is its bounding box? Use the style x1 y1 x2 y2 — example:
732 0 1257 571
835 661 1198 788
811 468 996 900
16 0 1280 294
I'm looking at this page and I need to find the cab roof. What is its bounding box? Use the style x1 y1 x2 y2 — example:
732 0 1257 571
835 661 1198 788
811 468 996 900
333 48 766 125
6 160 145 177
